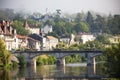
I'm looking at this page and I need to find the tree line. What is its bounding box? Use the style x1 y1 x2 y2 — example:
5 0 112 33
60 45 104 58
0 9 120 37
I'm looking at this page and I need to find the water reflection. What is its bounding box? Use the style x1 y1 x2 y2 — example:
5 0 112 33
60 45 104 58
0 69 11 80
0 63 106 80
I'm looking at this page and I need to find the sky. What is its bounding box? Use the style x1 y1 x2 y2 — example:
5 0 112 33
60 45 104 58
0 0 120 15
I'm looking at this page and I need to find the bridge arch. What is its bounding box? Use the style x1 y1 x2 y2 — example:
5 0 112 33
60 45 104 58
13 50 103 67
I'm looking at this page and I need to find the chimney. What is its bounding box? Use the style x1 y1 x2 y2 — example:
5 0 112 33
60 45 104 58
14 29 16 35
4 25 6 34
6 21 10 27
9 26 12 34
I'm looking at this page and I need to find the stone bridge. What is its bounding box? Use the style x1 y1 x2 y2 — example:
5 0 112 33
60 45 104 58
13 50 103 68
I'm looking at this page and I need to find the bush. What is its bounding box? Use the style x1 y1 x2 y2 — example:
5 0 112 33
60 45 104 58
17 55 26 68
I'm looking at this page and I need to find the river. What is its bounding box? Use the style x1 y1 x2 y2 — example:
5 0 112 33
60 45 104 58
0 62 107 80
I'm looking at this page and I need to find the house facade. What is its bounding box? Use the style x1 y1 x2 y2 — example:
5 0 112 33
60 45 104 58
0 20 18 50
0 20 41 50
77 33 96 44
40 24 53 35
109 35 120 44
46 36 58 50
23 21 40 34
17 35 41 50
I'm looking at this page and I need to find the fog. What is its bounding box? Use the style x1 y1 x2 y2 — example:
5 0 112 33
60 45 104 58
0 0 120 14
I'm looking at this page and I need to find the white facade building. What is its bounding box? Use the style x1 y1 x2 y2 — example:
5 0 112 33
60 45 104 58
0 20 18 50
77 33 96 44
41 24 52 34
81 34 95 44
42 36 58 50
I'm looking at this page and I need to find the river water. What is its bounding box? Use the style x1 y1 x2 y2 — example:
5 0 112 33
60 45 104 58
0 63 107 80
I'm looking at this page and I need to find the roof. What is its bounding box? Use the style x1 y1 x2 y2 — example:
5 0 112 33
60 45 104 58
28 37 40 42
0 20 14 36
17 34 40 42
23 20 29 28
17 35 28 39
29 24 39 28
47 36 57 40
29 34 43 41
23 21 39 28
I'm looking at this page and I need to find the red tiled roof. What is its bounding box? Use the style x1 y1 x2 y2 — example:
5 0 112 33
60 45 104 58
17 35 28 39
47 36 57 40
17 35 39 42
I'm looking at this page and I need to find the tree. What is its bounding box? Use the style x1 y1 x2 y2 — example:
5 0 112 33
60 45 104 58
92 15 108 33
96 34 110 44
75 12 85 22
108 15 120 35
11 20 30 36
73 21 89 33
86 11 94 32
17 54 26 68
0 39 11 68
105 43 120 77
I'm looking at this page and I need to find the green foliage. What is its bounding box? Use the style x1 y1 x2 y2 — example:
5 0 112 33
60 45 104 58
85 40 104 50
65 54 86 64
0 39 11 68
73 21 89 33
68 43 80 50
75 12 85 22
108 15 120 35
17 54 26 68
11 61 18 68
0 69 11 80
96 34 110 44
36 55 56 66
11 20 30 36
0 9 120 35
86 12 94 26
105 43 120 77
56 42 67 49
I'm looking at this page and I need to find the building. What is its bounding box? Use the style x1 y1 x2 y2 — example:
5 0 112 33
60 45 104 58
60 35 70 44
0 20 41 50
40 24 53 35
29 34 42 50
23 21 40 34
17 35 41 50
46 36 58 50
60 34 75 45
0 20 18 50
109 35 120 44
77 33 96 44
17 35 28 49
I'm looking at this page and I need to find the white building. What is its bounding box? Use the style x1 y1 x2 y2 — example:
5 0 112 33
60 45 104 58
42 36 58 50
60 34 75 45
41 24 52 34
109 35 120 44
0 20 18 50
23 21 40 34
77 33 96 44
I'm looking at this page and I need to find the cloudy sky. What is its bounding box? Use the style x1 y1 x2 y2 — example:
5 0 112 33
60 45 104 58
0 0 120 14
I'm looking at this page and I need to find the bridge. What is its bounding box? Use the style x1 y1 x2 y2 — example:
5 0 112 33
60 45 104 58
13 50 103 68
13 50 104 77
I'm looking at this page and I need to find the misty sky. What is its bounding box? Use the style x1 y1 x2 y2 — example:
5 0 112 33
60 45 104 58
0 0 120 14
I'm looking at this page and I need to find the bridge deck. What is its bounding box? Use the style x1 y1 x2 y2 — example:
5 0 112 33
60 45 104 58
14 50 103 54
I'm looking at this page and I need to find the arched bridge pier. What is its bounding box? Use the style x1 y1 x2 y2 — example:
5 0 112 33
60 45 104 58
13 50 103 67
